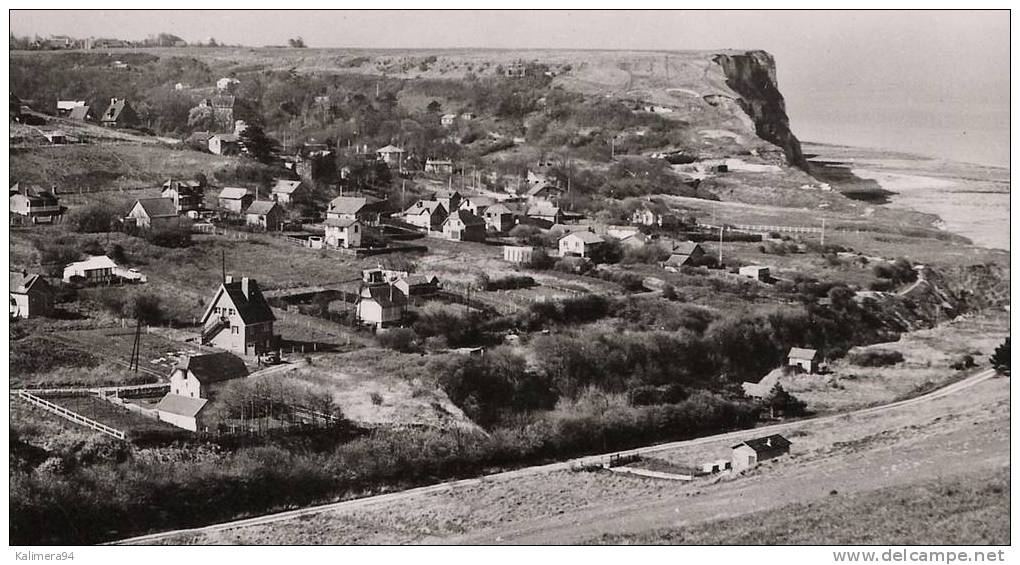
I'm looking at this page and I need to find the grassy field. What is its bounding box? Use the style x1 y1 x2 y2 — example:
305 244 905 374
47 395 180 435
592 468 1009 545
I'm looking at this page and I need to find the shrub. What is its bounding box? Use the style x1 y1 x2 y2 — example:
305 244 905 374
848 349 904 367
949 354 975 371
377 328 418 353
69 204 116 233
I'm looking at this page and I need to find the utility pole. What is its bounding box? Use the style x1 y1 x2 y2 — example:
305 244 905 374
221 249 226 283
718 225 724 265
610 137 616 160
821 218 826 247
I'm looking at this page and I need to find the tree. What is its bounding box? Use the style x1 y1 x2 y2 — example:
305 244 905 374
764 384 807 418
187 105 215 130
129 294 164 324
239 124 277 164
991 337 1009 375
70 204 116 233
426 100 442 114
287 37 306 48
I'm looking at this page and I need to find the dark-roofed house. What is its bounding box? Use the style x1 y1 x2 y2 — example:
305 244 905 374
10 185 62 222
100 98 138 128
208 133 240 155
126 198 179 230
10 271 53 319
199 276 276 357
376 144 405 166
433 189 462 213
526 182 565 203
161 179 205 214
662 241 706 271
271 179 310 205
244 200 283 231
424 159 454 174
155 394 210 432
168 351 249 400
787 347 820 373
526 203 564 225
559 230 605 259
324 218 362 249
218 187 254 213
442 210 486 242
356 284 407 328
731 434 792 472
458 195 495 216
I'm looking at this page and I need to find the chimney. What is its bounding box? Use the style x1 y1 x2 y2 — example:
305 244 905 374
225 275 233 284
241 277 250 298
765 438 772 448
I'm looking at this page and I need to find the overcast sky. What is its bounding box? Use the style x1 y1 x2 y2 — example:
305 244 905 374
10 10 1010 164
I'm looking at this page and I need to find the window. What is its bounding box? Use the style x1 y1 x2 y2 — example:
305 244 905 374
231 326 239 335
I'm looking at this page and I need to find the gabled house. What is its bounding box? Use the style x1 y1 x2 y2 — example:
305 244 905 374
208 133 240 155
559 231 605 259
10 271 53 319
662 241 705 271
739 265 771 282
458 196 495 216
787 347 820 374
168 352 249 400
56 100 86 116
244 200 283 231
126 198 179 230
327 196 383 224
324 218 362 249
100 98 138 128
526 182 564 203
402 200 448 231
216 77 240 92
270 179 309 205
526 203 564 225
393 274 439 297
63 255 118 284
218 187 254 213
161 179 205 214
10 185 62 222
731 435 792 473
154 395 209 432
433 189 462 213
376 144 405 166
440 113 457 126
483 203 517 233
442 210 486 242
199 276 276 357
356 284 407 328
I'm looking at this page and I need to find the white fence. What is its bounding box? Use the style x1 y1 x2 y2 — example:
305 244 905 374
17 391 127 440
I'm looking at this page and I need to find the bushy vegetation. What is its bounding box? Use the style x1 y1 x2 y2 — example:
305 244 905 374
848 349 904 367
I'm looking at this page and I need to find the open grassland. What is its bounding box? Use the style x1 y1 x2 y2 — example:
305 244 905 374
164 374 1008 545
46 395 181 436
592 467 1009 545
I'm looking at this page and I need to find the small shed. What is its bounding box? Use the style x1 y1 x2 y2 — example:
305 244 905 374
245 200 283 231
731 434 792 473
788 347 820 373
739 265 771 282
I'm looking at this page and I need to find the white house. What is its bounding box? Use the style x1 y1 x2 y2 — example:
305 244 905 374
324 218 363 249
271 179 309 205
440 113 457 126
154 394 209 432
126 198 179 230
10 272 53 319
731 435 792 473
788 347 820 373
559 231 605 259
356 285 407 328
63 255 118 284
376 144 405 166
402 200 448 231
168 352 249 400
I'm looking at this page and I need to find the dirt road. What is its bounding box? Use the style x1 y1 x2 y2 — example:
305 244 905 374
114 368 1001 545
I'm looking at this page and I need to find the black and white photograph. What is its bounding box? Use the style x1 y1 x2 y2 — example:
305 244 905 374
6 7 1012 557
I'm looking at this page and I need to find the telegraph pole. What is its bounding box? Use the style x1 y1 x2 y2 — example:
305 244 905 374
718 225 724 265
821 218 826 247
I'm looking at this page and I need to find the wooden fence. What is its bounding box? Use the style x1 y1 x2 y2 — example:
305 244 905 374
17 391 127 440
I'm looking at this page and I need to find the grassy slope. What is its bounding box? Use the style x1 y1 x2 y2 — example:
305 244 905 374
593 467 1009 545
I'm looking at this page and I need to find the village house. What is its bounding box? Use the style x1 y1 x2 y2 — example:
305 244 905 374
67 105 92 121
443 210 487 242
244 200 283 231
505 61 527 78
167 351 249 400
62 255 118 284
208 133 240 155
503 245 534 265
155 395 211 433
10 271 53 319
731 435 792 473
739 265 771 282
619 231 652 249
662 241 706 271
10 185 62 222
376 144 405 166
56 100 86 116
327 195 383 224
526 203 564 225
484 203 517 233
559 231 605 259
199 276 276 357
402 200 448 231
393 274 440 297
218 187 254 213
433 189 462 213
270 179 310 205
126 198 179 230
100 98 138 128
631 206 673 227
458 196 495 216
526 182 565 204
356 284 407 328
161 179 205 214
440 113 458 126
216 77 240 92
323 218 363 249
788 347 820 374
425 159 455 174
41 129 73 145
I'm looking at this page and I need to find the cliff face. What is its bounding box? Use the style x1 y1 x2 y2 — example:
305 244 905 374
712 51 808 170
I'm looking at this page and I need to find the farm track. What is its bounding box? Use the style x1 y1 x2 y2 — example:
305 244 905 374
112 367 998 545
